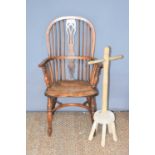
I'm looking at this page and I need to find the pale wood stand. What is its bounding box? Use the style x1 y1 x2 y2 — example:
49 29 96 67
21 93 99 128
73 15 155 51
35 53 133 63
88 47 123 147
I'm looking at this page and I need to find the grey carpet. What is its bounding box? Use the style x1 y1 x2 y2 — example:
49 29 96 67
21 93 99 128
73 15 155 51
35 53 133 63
27 112 128 155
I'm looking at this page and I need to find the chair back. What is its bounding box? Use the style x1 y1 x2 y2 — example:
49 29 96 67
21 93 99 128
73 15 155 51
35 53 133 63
46 16 96 81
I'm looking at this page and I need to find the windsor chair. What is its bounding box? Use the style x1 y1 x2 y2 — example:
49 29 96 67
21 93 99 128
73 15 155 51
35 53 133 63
39 16 102 136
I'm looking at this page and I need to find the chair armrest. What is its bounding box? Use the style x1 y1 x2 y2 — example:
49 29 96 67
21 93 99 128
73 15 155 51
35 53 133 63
90 63 103 87
38 57 54 87
38 57 54 68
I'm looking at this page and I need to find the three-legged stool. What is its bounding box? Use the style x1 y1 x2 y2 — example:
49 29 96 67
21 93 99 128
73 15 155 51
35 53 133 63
88 110 118 147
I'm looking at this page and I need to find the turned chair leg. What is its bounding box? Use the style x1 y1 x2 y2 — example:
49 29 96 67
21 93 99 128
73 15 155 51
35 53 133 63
47 97 53 136
52 97 57 115
92 97 97 114
87 97 94 123
87 96 97 136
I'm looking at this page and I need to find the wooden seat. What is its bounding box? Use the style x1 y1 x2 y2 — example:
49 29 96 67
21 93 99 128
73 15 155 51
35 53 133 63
45 80 98 97
39 16 103 136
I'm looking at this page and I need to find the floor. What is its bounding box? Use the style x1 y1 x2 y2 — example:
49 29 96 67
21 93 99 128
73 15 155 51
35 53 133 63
27 112 129 155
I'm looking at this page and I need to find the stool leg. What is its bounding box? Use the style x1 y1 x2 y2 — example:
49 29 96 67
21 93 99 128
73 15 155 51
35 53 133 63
111 122 118 141
88 121 98 141
108 123 112 134
101 124 106 147
95 122 98 132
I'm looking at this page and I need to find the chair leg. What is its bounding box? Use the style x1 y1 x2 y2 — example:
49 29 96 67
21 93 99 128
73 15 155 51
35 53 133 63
47 97 53 136
92 97 97 114
88 96 98 137
87 97 93 123
52 97 57 115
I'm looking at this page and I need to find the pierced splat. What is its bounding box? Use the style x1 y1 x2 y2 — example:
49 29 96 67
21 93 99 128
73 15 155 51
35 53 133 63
66 19 76 79
66 19 76 49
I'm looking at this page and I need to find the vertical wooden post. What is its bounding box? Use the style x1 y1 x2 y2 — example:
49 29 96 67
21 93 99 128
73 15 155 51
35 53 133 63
102 47 110 113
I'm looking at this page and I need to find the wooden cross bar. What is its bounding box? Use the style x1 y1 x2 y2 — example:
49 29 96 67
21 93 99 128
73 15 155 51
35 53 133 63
88 47 123 113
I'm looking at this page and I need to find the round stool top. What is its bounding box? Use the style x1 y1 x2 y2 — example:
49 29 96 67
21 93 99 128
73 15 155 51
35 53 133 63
94 110 115 124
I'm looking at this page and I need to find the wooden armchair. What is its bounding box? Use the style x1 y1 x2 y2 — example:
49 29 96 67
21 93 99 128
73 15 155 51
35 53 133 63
39 16 102 136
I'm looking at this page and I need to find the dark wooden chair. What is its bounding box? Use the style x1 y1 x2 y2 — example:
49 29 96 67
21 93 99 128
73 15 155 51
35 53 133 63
39 16 102 136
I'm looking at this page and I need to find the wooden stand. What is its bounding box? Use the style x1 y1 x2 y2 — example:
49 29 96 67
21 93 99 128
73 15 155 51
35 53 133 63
88 47 123 147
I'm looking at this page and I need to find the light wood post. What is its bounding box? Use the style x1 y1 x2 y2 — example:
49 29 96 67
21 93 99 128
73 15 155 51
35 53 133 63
102 47 110 112
88 46 123 113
